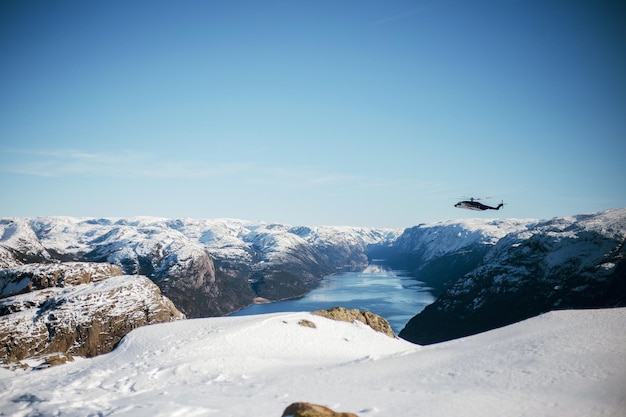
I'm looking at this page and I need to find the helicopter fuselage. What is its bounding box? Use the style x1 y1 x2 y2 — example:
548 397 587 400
455 200 503 211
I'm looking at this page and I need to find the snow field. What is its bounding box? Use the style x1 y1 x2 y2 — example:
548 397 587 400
1 308 625 417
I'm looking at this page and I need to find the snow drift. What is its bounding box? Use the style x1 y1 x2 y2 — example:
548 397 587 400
0 307 624 417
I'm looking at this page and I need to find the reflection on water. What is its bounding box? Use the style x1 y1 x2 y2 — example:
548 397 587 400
231 267 435 334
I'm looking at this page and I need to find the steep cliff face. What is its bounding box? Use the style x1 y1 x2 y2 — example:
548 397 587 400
156 247 254 317
399 209 626 344
0 263 184 364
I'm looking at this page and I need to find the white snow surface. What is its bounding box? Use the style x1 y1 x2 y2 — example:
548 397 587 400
1 308 624 417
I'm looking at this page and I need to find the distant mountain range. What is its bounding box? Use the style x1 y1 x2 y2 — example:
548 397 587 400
1 208 624 363
0 217 399 317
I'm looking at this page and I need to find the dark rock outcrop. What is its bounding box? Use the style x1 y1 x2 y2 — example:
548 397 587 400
282 402 358 417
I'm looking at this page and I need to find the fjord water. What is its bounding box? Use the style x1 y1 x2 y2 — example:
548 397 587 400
231 265 435 334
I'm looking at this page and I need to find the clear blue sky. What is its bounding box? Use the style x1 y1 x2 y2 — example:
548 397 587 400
1 0 625 227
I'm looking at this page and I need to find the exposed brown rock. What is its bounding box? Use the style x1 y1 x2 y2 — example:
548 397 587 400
0 275 184 363
282 402 358 417
312 307 395 338
0 262 123 298
297 319 317 328
40 352 74 368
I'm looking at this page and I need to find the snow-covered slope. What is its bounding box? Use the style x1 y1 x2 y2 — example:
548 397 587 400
0 308 624 417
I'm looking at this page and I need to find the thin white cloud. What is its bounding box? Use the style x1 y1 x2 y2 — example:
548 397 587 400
0 149 355 186
0 148 250 179
0 149 456 205
247 165 358 188
132 160 251 179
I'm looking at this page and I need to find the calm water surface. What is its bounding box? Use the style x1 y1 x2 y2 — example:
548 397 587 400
231 266 435 334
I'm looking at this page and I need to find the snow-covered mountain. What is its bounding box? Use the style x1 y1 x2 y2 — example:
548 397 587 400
0 217 400 318
0 307 624 416
387 217 536 294
399 208 626 344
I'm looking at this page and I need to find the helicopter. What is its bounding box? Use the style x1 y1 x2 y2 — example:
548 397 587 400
454 197 504 211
